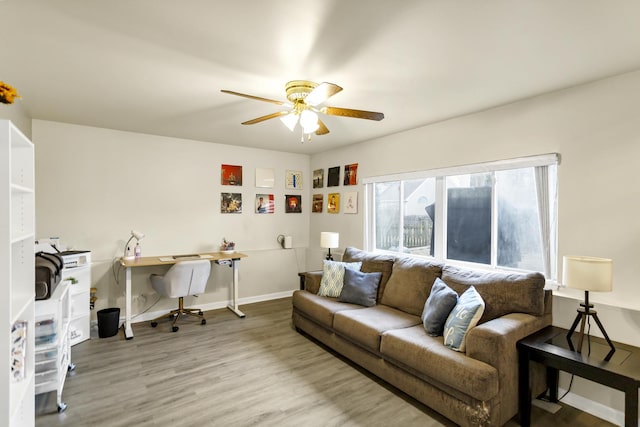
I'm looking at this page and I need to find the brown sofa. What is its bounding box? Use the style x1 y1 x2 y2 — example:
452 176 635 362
292 247 552 426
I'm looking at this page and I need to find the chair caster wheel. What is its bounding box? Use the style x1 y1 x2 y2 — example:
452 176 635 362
201 319 206 325
172 326 179 332
198 311 204 315
151 322 158 328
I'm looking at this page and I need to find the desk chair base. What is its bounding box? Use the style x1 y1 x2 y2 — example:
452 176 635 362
150 296 206 332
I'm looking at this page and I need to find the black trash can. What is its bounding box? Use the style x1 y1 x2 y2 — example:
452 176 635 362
97 307 120 338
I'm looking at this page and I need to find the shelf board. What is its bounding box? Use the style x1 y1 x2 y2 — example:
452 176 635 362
10 182 34 194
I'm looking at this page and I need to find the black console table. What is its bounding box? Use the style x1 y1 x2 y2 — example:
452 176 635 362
518 326 640 427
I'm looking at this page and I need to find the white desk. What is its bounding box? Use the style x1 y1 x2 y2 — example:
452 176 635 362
119 252 247 340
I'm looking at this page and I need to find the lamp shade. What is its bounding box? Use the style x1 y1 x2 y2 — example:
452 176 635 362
320 232 339 249
131 230 145 241
562 255 613 292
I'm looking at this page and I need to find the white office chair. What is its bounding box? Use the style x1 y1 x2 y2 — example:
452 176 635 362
149 260 211 332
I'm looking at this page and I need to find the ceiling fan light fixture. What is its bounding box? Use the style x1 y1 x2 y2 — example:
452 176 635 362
300 109 318 133
280 112 298 132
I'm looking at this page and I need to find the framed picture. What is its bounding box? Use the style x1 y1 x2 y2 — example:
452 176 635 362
327 193 340 214
344 163 358 186
221 164 242 186
285 195 302 213
312 169 324 188
312 194 324 213
285 170 303 189
327 166 340 187
255 194 275 214
255 168 275 188
344 191 358 214
221 192 242 213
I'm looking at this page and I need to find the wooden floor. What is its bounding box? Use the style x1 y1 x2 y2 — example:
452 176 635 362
35 297 613 427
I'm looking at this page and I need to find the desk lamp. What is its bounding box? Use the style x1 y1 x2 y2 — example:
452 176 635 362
320 232 339 261
123 230 145 260
563 255 615 356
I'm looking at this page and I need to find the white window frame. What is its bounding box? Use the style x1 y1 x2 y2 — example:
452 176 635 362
363 153 559 279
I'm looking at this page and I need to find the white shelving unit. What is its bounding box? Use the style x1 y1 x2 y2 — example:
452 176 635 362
34 281 72 413
60 251 91 346
1 120 35 427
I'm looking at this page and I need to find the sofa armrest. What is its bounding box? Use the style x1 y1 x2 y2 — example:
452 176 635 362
300 270 323 294
465 312 552 421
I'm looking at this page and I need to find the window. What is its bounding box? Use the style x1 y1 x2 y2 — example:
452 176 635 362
364 154 558 279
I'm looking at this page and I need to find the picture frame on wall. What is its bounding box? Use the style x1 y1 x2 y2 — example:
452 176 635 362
327 193 340 214
285 170 303 189
285 195 302 213
344 163 358 186
312 194 324 213
221 192 242 213
255 168 275 188
327 166 340 187
313 169 324 188
221 164 243 186
255 194 275 214
344 191 358 214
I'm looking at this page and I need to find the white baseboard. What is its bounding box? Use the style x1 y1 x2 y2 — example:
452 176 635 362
129 290 295 324
559 388 625 426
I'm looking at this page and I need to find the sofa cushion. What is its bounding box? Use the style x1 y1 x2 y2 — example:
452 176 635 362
318 260 363 297
338 268 382 307
441 265 545 323
342 247 396 301
443 286 485 352
421 278 458 336
333 305 421 351
380 256 443 316
380 325 499 401
292 290 364 328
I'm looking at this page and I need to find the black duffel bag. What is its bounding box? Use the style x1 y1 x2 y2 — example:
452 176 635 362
35 252 64 300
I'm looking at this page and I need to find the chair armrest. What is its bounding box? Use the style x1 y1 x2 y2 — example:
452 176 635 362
300 270 323 294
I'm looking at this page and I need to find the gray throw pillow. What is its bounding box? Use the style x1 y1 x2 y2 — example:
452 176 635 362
338 268 382 307
421 278 459 336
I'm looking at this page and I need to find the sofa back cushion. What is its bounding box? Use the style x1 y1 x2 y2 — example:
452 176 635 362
380 256 443 316
342 247 396 302
441 265 545 323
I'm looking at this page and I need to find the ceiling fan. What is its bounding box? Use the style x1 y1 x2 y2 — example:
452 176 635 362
221 80 384 142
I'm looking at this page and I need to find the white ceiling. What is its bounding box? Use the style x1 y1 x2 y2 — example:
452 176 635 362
2 1 640 155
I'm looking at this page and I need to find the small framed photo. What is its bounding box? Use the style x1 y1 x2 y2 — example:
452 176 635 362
221 193 242 213
255 168 275 188
312 194 324 213
327 193 340 214
285 170 303 189
344 191 358 214
285 195 302 213
221 164 242 186
344 163 358 186
327 166 340 187
255 194 274 214
313 169 324 188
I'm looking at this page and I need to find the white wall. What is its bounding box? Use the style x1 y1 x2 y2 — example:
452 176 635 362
0 101 31 138
33 120 309 318
310 70 640 425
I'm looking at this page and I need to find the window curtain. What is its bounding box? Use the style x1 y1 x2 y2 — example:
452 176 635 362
534 166 552 279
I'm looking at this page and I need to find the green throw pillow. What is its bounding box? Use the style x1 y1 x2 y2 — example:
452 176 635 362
443 286 485 352
318 260 362 297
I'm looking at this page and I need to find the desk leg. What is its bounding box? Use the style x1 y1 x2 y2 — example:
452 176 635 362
226 259 245 318
518 348 532 427
547 367 559 402
625 386 638 427
124 266 134 340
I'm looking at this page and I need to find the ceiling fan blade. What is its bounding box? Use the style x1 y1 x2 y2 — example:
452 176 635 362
221 89 285 106
305 82 343 106
321 106 384 121
242 111 290 125
315 118 330 135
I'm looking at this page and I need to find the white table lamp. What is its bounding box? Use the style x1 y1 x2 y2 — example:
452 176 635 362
562 255 615 357
320 232 339 261
123 230 145 260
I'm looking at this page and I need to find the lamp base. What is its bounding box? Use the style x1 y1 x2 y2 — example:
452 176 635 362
566 291 615 360
324 248 334 261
